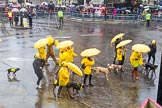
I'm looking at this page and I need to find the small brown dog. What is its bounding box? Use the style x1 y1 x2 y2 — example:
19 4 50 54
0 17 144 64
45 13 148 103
92 67 111 81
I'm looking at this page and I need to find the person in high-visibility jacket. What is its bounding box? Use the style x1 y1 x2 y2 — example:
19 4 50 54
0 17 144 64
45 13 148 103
81 56 95 86
46 35 59 65
66 46 77 63
7 10 14 26
145 11 151 27
58 8 64 29
57 0 62 5
59 48 69 66
130 51 143 80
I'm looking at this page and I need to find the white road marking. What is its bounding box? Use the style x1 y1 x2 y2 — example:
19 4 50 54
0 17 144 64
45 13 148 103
4 57 33 61
54 36 71 39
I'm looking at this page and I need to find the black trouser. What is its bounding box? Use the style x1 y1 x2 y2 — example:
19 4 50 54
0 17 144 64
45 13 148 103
15 21 18 26
9 19 13 26
34 69 43 86
29 18 32 27
146 20 150 27
113 49 117 64
148 53 155 64
84 74 92 85
59 17 63 28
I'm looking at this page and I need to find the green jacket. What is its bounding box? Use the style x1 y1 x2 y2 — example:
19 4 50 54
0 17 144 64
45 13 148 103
58 11 63 18
145 13 151 20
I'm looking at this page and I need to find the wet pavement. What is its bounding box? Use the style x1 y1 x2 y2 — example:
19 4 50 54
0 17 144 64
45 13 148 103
0 19 162 108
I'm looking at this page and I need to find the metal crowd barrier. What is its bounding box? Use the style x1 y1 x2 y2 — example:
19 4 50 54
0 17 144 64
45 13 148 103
70 13 138 21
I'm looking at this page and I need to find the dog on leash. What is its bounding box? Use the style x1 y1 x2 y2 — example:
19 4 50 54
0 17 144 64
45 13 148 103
107 64 123 73
7 68 20 76
92 67 111 81
66 82 84 98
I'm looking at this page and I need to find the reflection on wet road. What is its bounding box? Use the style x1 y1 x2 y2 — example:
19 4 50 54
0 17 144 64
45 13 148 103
0 20 162 108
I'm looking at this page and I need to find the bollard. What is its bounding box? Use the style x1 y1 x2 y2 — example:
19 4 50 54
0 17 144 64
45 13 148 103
157 54 162 106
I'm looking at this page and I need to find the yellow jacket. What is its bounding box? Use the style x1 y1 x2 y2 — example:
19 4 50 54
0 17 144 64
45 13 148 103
38 47 46 60
59 50 69 66
130 51 143 67
58 66 70 86
116 48 122 61
81 57 95 75
67 47 77 62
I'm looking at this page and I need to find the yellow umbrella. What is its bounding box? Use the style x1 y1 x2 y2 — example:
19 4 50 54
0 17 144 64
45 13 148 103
132 44 150 52
111 33 124 44
64 62 83 76
56 40 74 48
34 38 48 48
80 48 101 57
116 39 132 48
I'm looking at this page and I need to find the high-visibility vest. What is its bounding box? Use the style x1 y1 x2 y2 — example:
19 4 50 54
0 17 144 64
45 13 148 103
8 12 12 18
145 13 151 20
57 0 62 5
58 11 63 17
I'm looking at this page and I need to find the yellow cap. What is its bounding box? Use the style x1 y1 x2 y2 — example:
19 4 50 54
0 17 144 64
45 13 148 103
34 53 40 58
152 40 156 44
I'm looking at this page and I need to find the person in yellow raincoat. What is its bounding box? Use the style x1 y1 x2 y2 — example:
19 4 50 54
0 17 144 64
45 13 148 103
130 51 143 80
46 36 59 65
81 56 95 86
112 37 123 64
59 48 69 66
53 62 72 99
66 46 77 63
116 47 127 72
38 46 46 68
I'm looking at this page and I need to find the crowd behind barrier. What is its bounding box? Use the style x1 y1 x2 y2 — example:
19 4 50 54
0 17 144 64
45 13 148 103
1 10 162 23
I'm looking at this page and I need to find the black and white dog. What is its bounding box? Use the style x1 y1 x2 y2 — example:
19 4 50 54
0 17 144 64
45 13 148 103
7 68 20 76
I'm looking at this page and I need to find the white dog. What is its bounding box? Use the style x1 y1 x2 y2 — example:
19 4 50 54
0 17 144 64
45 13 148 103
92 67 111 81
107 64 123 73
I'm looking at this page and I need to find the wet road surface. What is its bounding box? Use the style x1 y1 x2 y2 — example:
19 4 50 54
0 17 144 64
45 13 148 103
0 20 162 108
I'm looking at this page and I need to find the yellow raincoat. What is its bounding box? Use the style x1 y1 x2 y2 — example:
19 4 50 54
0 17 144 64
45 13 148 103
38 47 46 60
58 66 70 86
116 48 122 61
130 51 143 67
66 46 77 62
46 36 59 64
81 57 95 75
59 49 69 66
